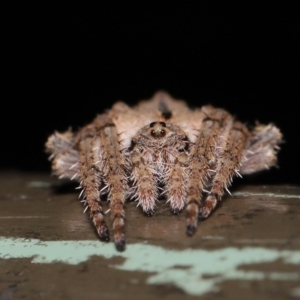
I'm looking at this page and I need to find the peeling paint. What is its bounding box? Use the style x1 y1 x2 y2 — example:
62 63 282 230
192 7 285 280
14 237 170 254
291 286 300 297
1 237 300 296
0 216 49 219
232 191 300 199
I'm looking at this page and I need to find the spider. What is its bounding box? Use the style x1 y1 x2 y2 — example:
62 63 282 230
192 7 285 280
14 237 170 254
45 91 282 251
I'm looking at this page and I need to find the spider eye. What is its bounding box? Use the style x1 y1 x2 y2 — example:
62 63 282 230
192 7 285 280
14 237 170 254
151 129 166 138
149 122 167 138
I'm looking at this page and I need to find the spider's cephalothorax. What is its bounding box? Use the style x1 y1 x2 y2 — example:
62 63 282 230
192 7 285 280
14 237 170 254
45 91 282 251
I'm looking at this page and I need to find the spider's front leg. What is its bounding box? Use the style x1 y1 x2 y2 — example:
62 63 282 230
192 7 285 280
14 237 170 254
129 142 158 215
78 115 127 251
164 150 189 213
129 122 189 215
162 124 190 214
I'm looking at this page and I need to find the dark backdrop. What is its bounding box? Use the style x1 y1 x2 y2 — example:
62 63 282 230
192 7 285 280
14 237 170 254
3 2 299 184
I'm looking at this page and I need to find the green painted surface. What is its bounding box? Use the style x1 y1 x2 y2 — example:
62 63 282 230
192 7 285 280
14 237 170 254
1 237 300 296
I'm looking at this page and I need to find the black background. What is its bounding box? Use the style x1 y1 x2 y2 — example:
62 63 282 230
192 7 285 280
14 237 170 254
3 2 299 184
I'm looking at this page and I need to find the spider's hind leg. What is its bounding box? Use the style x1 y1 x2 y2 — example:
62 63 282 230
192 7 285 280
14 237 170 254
240 123 282 175
45 129 80 180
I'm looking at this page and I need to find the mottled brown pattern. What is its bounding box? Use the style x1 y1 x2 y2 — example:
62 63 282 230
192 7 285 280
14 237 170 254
45 91 282 251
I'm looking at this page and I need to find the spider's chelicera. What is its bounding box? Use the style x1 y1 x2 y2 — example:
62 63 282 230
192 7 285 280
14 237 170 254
46 91 282 251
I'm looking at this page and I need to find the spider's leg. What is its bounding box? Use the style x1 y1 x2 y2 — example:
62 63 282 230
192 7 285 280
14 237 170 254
45 129 80 180
164 150 189 213
200 119 248 219
185 115 222 235
240 123 282 175
161 125 191 213
78 126 109 242
130 147 158 215
78 116 127 251
102 126 127 251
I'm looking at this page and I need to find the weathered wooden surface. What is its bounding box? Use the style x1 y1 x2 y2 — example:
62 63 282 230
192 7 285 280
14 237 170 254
0 171 300 299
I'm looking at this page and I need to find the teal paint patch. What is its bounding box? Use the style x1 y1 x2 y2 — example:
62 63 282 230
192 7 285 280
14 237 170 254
291 286 300 297
232 191 300 199
1 237 300 296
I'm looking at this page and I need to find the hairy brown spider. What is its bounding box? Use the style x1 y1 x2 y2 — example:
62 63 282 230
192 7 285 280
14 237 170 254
45 91 282 251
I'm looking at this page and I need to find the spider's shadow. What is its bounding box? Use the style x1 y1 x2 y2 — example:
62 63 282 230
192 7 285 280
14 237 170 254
50 180 79 194
50 180 110 202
